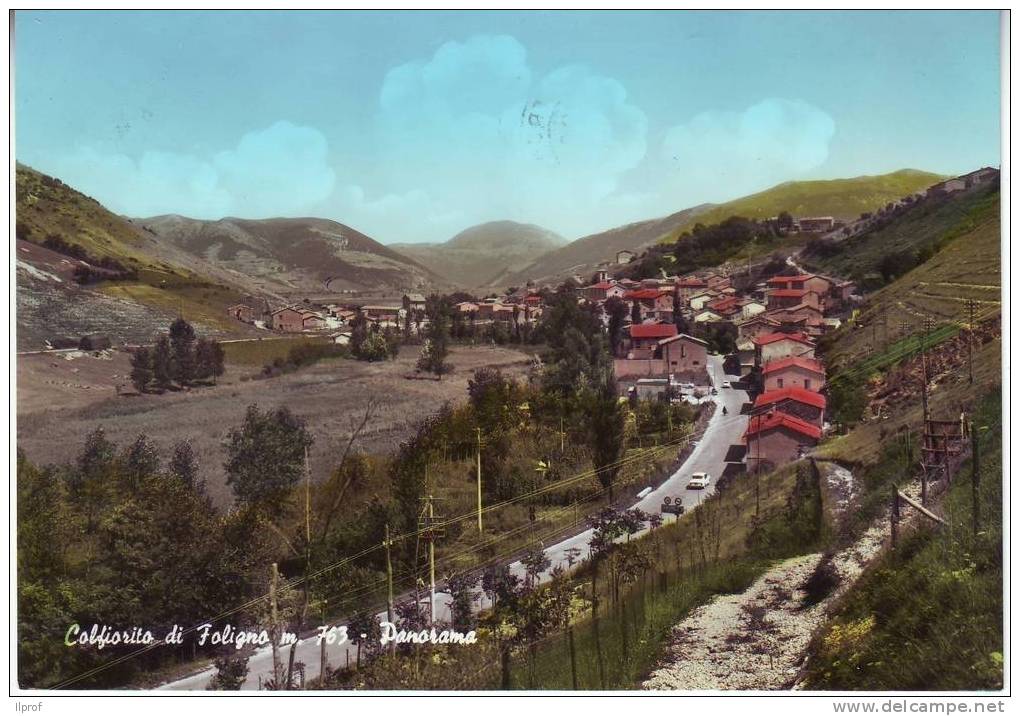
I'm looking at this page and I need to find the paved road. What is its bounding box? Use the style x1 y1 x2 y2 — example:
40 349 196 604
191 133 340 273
160 353 748 690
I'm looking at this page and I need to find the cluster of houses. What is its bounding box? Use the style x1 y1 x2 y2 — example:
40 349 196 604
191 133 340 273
742 331 827 472
226 293 430 344
570 267 851 387
452 288 546 325
226 288 552 343
571 267 837 473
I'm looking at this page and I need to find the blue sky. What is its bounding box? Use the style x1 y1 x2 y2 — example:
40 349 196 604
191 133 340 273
15 10 1002 244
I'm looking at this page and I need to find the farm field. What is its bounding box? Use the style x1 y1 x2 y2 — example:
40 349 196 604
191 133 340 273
16 344 535 507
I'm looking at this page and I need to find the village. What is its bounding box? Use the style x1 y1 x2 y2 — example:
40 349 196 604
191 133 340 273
222 236 854 481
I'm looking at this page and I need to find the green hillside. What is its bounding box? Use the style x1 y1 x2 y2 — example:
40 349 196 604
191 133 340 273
802 179 999 289
15 164 248 333
804 390 1002 690
660 169 944 244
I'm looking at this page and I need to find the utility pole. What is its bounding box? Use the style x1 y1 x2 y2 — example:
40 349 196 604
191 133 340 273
428 496 436 624
304 446 311 553
270 562 282 686
920 317 934 425
883 304 889 350
384 524 395 655
419 493 443 625
971 421 980 536
966 298 978 384
319 598 327 681
476 427 483 533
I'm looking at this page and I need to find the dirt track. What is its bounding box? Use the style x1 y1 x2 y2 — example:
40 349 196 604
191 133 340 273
17 345 534 507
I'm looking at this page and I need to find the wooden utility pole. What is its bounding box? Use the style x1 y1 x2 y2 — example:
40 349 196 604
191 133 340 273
966 299 978 385
420 495 440 624
890 486 900 548
384 524 395 655
971 421 980 536
270 562 282 686
920 317 934 425
305 447 311 547
320 598 327 681
476 427 483 533
426 495 437 624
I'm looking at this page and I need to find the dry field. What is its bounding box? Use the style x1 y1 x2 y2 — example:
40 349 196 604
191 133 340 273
17 344 535 507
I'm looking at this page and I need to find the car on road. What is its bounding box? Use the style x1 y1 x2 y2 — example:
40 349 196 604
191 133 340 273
687 472 711 489
722 381 732 389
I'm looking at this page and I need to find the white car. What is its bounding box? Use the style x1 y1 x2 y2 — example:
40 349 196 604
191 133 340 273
721 381 732 389
687 472 711 489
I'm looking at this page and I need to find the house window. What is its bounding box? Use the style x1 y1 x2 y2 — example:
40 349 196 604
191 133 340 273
777 378 784 388
804 379 812 390
693 360 700 366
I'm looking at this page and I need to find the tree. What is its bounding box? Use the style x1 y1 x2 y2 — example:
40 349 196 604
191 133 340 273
587 377 625 503
417 311 451 378
630 298 641 325
777 211 794 232
605 297 629 357
195 338 225 382
129 347 154 393
447 572 480 631
347 610 380 668
350 310 369 357
223 404 314 516
168 441 200 491
153 335 174 391
521 545 551 589
122 434 161 491
357 330 391 361
169 318 197 384
208 653 250 690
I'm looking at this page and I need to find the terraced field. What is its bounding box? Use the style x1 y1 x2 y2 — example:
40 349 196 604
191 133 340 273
823 189 1000 371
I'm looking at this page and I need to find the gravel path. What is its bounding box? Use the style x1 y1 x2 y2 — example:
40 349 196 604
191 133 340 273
644 461 906 691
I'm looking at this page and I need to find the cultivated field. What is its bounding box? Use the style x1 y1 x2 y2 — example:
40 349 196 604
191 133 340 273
17 344 535 507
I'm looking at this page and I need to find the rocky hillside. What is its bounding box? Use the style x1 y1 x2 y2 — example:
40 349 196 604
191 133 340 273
142 215 442 294
15 165 255 349
391 220 567 289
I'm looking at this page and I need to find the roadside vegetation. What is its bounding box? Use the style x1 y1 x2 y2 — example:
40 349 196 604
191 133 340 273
334 458 830 690
803 390 1002 690
16 282 703 690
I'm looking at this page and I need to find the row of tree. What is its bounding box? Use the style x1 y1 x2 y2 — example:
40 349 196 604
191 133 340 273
129 319 224 393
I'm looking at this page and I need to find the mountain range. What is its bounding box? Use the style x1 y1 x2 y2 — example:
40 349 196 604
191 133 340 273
14 162 953 348
391 221 567 289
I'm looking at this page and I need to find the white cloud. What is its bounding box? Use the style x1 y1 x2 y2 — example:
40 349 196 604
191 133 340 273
213 122 336 215
49 121 335 218
336 34 649 241
660 98 836 203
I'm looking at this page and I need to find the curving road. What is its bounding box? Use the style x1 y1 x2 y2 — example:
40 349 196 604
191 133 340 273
160 353 748 690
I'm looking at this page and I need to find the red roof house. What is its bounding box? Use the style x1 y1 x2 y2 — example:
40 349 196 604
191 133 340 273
744 410 822 470
753 386 827 426
762 355 826 392
628 323 678 358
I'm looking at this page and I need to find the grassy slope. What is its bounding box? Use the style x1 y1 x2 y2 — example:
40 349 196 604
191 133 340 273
804 180 1000 284
16 164 247 332
660 169 944 244
802 187 1003 689
804 391 1003 690
815 190 1001 466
